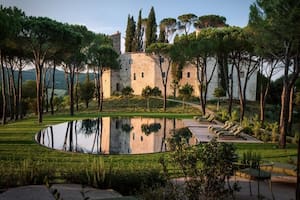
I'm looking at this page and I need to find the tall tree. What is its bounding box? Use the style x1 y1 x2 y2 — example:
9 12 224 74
249 0 300 148
63 25 92 116
146 43 173 111
177 13 197 35
87 34 119 111
179 31 218 115
159 18 177 43
125 15 136 52
0 6 24 124
228 27 258 121
179 83 194 108
79 73 94 108
145 7 157 48
23 16 63 123
135 9 143 52
194 15 227 30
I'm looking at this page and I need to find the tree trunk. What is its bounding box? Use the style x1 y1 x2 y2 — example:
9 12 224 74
163 84 167 111
9 61 17 121
279 44 299 149
200 85 206 115
45 88 49 113
147 98 150 111
69 64 75 116
288 87 294 134
228 65 234 117
7 66 13 121
0 52 7 125
235 57 245 122
18 64 23 119
75 70 79 111
196 58 206 115
36 63 43 123
50 62 56 115
260 91 266 125
279 85 290 148
99 69 103 112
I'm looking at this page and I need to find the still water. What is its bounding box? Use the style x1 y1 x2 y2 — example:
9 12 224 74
35 117 197 155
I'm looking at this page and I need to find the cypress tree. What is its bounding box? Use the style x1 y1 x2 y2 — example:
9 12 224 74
145 6 157 48
135 9 143 52
125 15 136 52
158 23 166 43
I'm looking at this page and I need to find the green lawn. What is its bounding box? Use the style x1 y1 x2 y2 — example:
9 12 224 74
0 97 297 193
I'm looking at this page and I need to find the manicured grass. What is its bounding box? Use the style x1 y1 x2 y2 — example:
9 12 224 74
0 97 297 191
0 97 200 190
235 143 297 163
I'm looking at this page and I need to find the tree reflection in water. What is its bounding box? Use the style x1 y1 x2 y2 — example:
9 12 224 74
36 117 191 154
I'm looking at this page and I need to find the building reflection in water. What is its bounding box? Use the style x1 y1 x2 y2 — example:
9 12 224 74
36 117 197 155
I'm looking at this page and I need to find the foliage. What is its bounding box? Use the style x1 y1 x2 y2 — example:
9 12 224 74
178 83 194 108
249 0 300 148
125 15 136 52
167 127 192 151
151 87 162 97
160 138 237 199
142 86 162 110
121 86 134 97
178 83 194 100
0 157 56 187
141 123 162 136
230 110 239 122
145 6 157 48
52 96 64 112
141 86 152 98
79 74 95 108
177 13 197 35
135 9 143 52
213 87 226 98
22 80 37 99
121 123 133 133
159 17 177 43
194 14 227 29
217 109 230 122
267 122 279 143
252 115 262 138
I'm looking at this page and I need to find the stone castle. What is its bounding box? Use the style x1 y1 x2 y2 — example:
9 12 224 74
105 32 257 101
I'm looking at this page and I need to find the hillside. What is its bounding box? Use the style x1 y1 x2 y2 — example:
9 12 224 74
20 69 94 90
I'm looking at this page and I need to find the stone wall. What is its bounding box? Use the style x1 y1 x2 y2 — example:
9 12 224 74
110 52 257 101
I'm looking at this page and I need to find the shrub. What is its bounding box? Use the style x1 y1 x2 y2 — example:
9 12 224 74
230 110 239 122
0 158 56 188
252 116 261 138
106 168 165 195
267 122 279 143
261 131 271 143
217 109 229 122
158 138 238 199
293 132 300 144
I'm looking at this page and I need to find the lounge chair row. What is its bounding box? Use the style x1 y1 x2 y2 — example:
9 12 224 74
208 121 244 137
194 113 215 123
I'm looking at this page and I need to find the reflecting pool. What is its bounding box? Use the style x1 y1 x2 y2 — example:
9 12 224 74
35 117 197 155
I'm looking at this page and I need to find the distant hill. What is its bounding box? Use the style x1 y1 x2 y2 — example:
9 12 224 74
20 69 94 90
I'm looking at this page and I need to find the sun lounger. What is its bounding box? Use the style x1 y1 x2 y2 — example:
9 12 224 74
208 121 235 133
217 126 244 137
196 113 215 124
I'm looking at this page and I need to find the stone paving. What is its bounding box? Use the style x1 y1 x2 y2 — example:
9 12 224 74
0 184 134 200
1 178 295 200
182 119 263 143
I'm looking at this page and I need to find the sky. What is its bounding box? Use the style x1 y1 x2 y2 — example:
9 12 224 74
1 0 255 52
